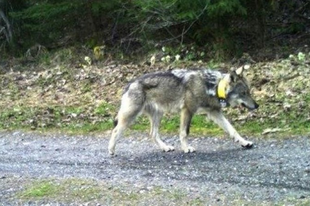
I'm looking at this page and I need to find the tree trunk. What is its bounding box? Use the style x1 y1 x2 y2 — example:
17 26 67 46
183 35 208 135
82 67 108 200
0 9 13 43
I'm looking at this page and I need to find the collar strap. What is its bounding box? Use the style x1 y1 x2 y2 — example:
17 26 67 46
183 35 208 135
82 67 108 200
217 76 229 99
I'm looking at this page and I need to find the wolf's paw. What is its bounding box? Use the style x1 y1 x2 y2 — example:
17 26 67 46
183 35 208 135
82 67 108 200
161 145 175 152
108 144 116 156
108 149 115 156
182 146 196 153
241 141 254 149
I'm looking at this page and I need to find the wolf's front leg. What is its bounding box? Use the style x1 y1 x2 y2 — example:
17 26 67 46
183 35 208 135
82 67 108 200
207 110 253 148
148 111 174 152
180 108 195 153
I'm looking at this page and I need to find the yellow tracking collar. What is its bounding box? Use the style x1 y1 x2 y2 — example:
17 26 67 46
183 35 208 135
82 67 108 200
217 77 228 99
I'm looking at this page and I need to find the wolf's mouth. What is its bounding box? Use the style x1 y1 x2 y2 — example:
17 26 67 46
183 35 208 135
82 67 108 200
241 103 247 108
241 103 259 111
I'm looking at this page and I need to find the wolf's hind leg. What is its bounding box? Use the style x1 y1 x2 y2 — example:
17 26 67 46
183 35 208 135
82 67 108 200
109 122 125 155
146 109 174 152
180 108 195 153
207 110 253 148
108 100 142 155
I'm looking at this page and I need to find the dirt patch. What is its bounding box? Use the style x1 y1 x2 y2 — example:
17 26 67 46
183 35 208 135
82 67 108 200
0 131 310 205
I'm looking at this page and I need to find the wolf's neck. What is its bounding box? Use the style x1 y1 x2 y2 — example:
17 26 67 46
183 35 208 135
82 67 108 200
217 74 230 99
203 70 224 96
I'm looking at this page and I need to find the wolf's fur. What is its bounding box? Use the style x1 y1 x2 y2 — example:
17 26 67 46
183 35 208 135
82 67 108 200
108 67 259 155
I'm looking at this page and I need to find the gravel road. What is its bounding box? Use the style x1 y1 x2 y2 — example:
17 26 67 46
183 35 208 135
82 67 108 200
0 131 310 205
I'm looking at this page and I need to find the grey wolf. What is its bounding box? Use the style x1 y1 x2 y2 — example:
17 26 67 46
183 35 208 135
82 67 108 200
108 66 259 155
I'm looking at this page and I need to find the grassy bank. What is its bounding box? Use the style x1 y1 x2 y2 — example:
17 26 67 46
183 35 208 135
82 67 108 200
16 178 204 205
1 49 310 138
1 103 310 138
12 177 310 206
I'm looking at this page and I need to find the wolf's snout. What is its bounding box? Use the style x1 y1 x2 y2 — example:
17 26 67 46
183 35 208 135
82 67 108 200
242 101 259 110
254 102 259 109
248 101 259 110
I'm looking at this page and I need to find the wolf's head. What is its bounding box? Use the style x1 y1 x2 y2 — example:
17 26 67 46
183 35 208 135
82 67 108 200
222 66 259 110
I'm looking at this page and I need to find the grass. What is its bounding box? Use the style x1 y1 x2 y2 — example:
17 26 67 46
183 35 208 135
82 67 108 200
21 181 58 198
1 103 310 138
0 104 115 134
18 179 103 203
1 55 310 137
16 178 205 205
132 115 224 136
15 178 310 205
131 112 310 138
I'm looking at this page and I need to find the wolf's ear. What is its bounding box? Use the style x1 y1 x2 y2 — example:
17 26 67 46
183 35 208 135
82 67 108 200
235 66 244 75
235 65 250 76
230 65 249 81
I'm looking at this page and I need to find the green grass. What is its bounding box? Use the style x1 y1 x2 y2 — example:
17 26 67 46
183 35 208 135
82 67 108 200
18 179 102 202
20 181 58 198
16 178 205 205
1 105 310 138
131 113 310 138
1 101 310 137
131 115 224 136
0 105 115 134
15 178 310 205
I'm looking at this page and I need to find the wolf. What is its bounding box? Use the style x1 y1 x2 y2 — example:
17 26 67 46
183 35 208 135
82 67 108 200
108 66 259 155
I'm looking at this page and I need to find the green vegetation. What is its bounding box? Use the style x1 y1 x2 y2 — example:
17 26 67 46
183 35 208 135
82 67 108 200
132 115 224 137
19 181 59 199
1 0 310 138
1 104 310 137
15 178 310 205
1 0 309 60
18 179 103 203
1 51 310 137
17 178 204 205
0 105 114 134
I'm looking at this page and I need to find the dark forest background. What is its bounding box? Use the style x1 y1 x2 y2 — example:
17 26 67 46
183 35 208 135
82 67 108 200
1 0 309 61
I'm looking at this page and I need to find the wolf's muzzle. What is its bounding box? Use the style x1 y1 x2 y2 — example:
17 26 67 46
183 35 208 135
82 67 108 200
254 102 259 109
242 102 259 110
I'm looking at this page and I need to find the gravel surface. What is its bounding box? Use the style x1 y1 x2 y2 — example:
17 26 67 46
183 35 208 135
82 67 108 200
0 131 310 205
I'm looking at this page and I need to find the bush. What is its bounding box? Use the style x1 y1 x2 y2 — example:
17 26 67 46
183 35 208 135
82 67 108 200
2 0 309 59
